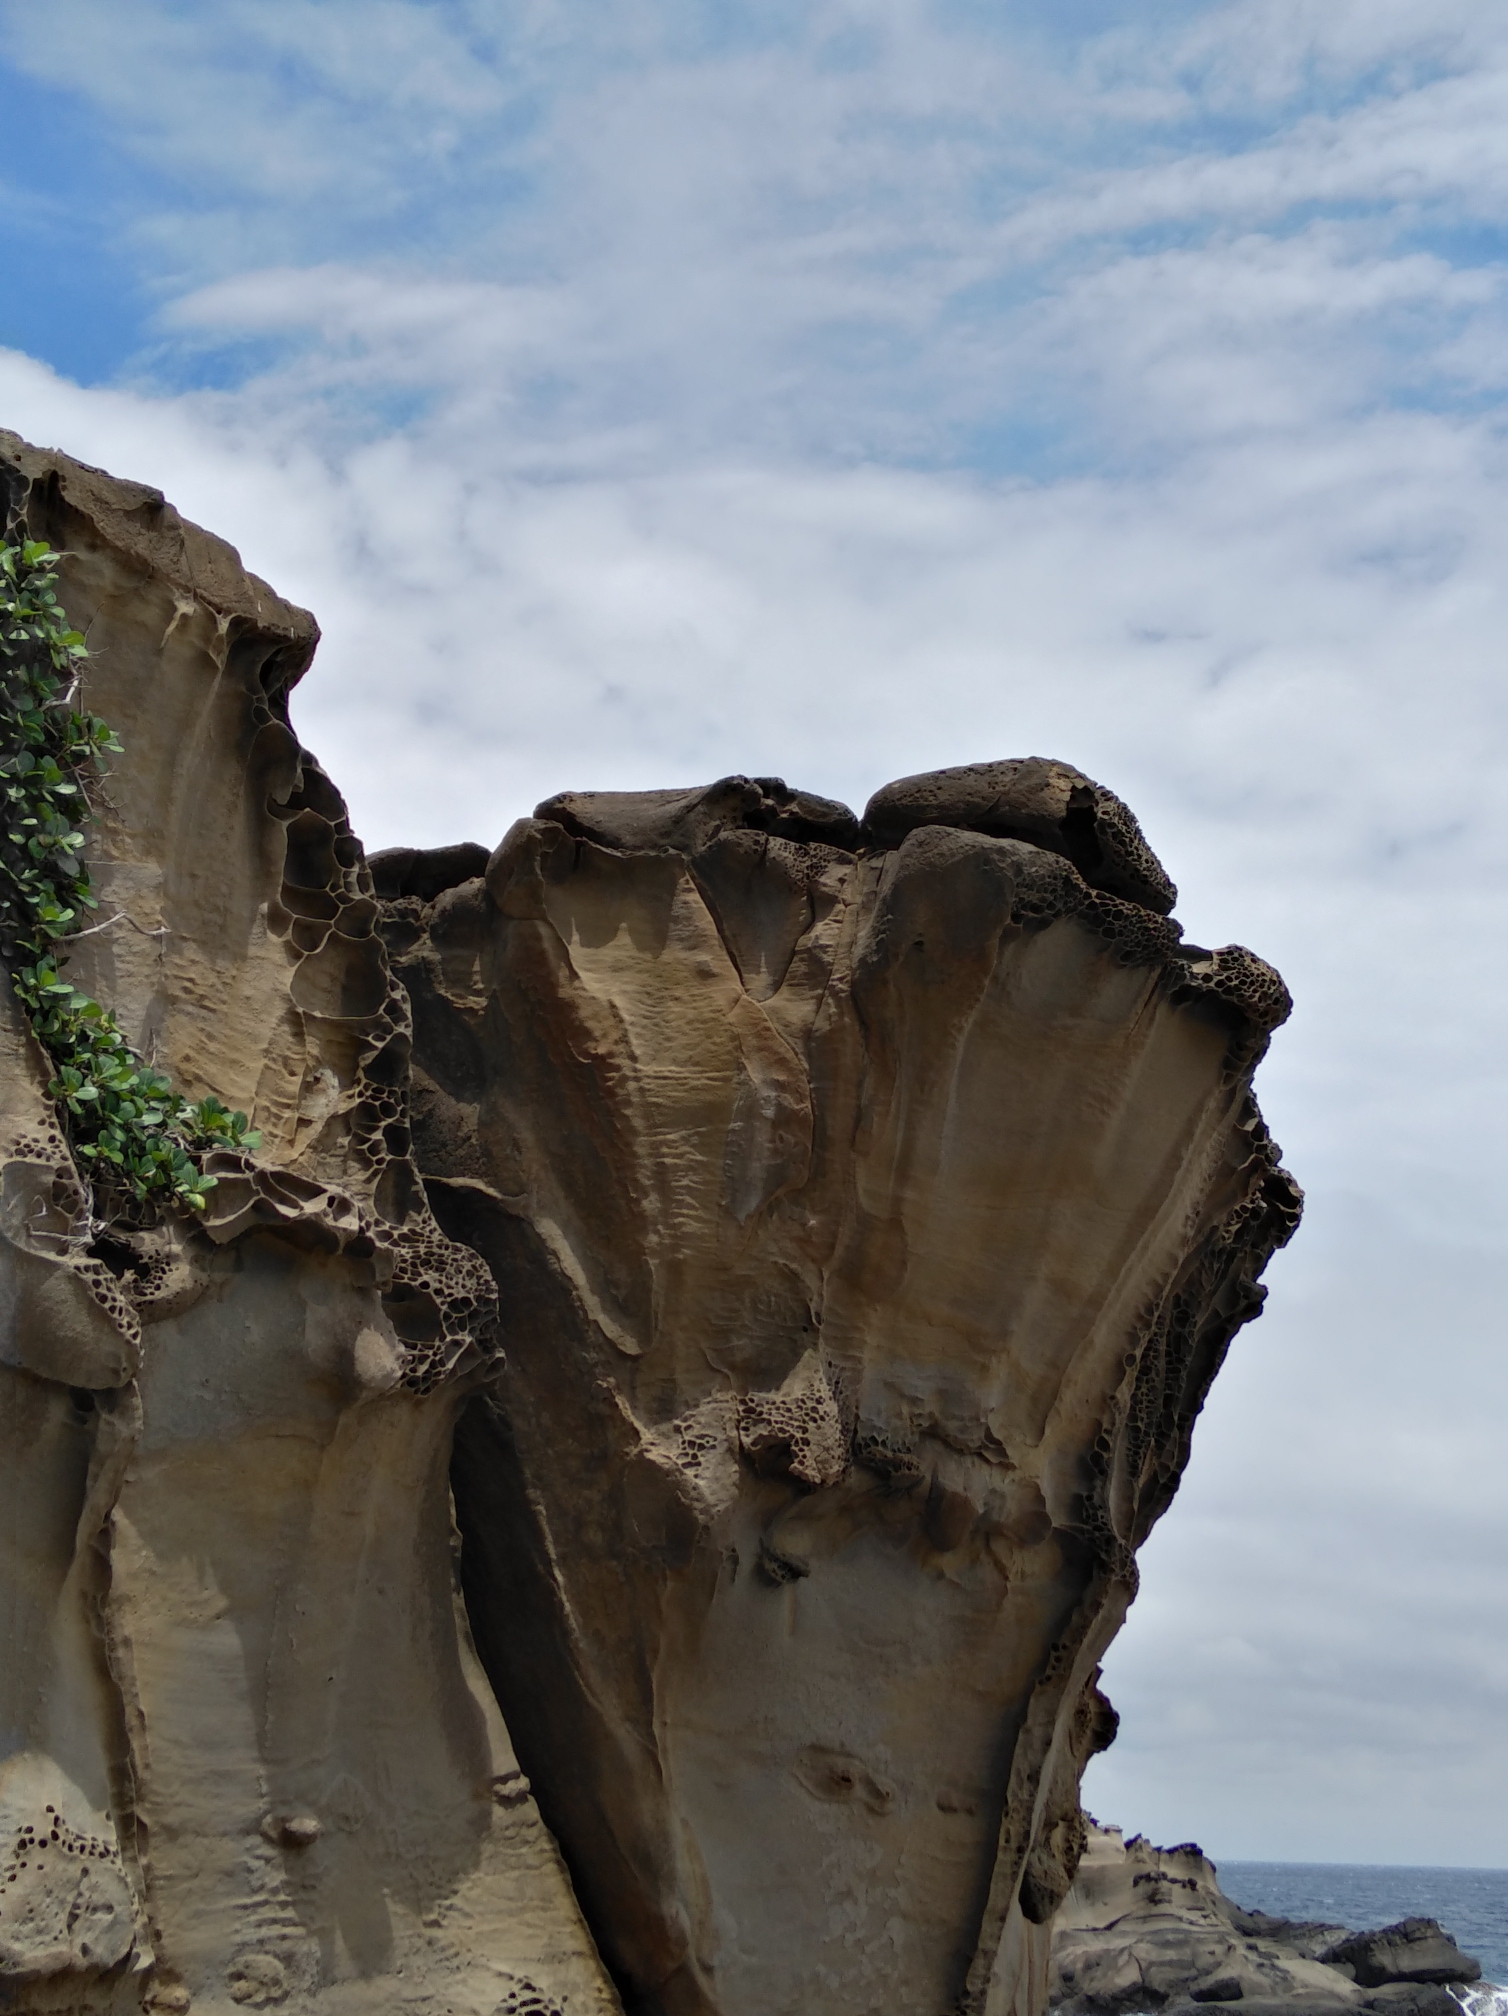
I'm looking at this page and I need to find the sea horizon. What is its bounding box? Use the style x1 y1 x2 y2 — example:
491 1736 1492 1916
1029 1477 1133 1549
1215 1860 1508 1873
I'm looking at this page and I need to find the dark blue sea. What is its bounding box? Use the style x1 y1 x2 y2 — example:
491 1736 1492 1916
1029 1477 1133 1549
1219 1864 1508 1993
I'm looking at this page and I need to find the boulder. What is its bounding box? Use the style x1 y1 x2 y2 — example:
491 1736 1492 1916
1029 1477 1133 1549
1360 1987 1466 2016
862 756 1179 914
1324 1922 1481 1989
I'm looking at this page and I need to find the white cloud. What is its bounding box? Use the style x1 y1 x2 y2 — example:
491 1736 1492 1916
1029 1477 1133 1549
0 0 518 199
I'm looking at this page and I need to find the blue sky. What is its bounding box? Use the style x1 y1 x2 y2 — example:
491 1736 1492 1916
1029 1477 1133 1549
4 0 1508 1867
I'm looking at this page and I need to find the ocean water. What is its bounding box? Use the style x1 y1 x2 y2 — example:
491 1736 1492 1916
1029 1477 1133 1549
1219 1863 1508 1992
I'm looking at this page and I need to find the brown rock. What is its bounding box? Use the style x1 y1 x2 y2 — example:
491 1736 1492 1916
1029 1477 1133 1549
1049 1825 1485 2016
1 430 1304 2016
0 434 619 2016
862 756 1179 914
384 770 1299 2016
1050 1825 1360 2016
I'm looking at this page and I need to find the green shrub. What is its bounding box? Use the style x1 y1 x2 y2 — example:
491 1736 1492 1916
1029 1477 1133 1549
1 534 259 1215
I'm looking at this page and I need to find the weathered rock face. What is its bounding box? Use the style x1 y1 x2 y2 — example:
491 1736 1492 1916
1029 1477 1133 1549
0 431 1302 2016
377 770 1301 2016
0 435 620 2016
1049 1824 1481 2016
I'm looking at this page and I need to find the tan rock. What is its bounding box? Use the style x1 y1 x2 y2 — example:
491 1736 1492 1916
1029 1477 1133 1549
0 431 1303 2016
0 434 620 2016
1049 1824 1480 2016
380 773 1301 2016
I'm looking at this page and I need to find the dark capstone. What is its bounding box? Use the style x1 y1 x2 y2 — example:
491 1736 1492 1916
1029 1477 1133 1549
368 842 491 903
861 756 1177 914
535 776 859 853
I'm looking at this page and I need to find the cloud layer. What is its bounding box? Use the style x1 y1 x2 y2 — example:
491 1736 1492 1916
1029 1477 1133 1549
1 0 1506 1865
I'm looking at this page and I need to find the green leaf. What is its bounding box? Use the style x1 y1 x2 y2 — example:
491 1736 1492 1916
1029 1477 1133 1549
0 534 264 1224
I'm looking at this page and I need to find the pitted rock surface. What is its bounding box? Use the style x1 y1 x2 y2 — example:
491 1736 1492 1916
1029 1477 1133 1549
862 756 1179 914
1 429 1303 2016
0 434 618 2016
1049 1825 1482 2016
382 766 1300 2016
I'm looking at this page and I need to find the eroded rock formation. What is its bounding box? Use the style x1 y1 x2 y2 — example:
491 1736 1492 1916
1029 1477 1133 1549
0 435 619 2016
378 771 1300 2016
0 432 1301 2016
1049 1825 1481 2016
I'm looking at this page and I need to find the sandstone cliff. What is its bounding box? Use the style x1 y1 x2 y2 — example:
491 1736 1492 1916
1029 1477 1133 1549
0 433 1300 2016
0 434 620 2016
379 772 1300 2016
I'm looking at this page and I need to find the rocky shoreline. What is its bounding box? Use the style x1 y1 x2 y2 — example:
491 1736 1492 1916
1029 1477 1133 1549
1050 1827 1486 2016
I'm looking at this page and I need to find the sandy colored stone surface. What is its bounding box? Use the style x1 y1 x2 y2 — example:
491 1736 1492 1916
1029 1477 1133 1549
379 769 1300 2016
1049 1824 1478 2016
0 435 620 2016
0 431 1304 2016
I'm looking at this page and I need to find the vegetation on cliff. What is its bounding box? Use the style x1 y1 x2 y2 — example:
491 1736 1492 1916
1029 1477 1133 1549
0 534 258 1212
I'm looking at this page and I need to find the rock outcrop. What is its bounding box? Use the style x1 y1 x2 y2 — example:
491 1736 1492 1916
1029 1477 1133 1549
0 434 620 2016
1049 1826 1481 2016
0 432 1302 2016
378 768 1300 2016
1325 1924 1482 1994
